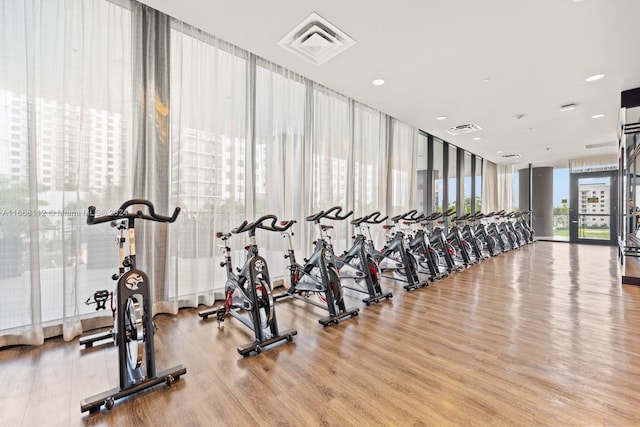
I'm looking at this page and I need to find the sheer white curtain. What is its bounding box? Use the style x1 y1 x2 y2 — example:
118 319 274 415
482 160 498 213
169 21 248 303
254 59 307 278
387 119 418 217
497 164 515 211
569 154 618 173
1 0 469 346
0 0 133 345
310 84 352 253
352 103 388 246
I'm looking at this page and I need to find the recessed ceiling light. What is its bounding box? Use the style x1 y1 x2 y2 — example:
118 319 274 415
585 73 605 82
473 137 482 141
496 150 504 154
436 116 448 121
482 78 490 83
513 114 525 120
591 114 605 119
560 103 577 112
573 0 585 3
372 79 385 86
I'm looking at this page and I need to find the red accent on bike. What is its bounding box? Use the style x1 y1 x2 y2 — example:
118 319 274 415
225 289 232 313
368 264 378 280
244 245 250 251
215 232 223 238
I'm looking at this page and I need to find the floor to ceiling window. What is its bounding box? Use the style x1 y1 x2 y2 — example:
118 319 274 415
463 151 472 214
433 138 444 213
475 156 482 213
447 143 457 212
0 0 488 346
552 167 570 241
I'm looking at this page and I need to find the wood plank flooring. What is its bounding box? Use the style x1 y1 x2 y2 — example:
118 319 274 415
2 241 640 426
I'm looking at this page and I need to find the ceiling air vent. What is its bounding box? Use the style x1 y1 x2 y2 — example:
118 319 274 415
501 153 521 159
585 141 616 149
277 12 356 66
446 122 483 136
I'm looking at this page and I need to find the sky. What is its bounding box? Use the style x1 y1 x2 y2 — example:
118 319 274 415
554 168 570 207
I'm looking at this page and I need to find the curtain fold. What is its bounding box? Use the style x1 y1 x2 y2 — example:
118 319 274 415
169 19 248 305
482 160 498 213
131 3 177 314
352 102 388 246
387 118 418 217
253 59 306 276
497 164 515 211
310 84 351 253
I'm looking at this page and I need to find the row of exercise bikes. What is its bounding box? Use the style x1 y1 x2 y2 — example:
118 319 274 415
78 199 534 414
200 205 535 351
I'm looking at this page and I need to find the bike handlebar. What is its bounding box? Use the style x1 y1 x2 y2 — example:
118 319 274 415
407 211 426 222
391 209 417 223
306 206 353 222
366 211 388 224
232 215 296 234
87 199 181 226
351 216 369 226
424 211 443 221
442 208 456 217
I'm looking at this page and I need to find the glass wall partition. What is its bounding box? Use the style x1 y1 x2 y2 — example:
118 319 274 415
552 167 570 240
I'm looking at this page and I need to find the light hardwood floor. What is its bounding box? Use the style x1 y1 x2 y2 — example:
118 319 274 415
2 241 640 426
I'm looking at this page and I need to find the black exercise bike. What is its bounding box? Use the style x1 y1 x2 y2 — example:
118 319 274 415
368 210 429 291
198 215 298 356
335 212 393 305
81 199 186 413
275 206 359 326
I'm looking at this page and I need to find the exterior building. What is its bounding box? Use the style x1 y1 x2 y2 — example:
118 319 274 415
579 182 610 227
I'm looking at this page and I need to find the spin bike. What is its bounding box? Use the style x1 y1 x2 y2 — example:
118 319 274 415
198 215 298 356
275 206 359 326
335 213 393 305
404 212 448 281
81 199 186 414
368 210 429 291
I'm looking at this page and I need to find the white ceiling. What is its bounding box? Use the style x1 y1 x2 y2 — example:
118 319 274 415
139 0 640 168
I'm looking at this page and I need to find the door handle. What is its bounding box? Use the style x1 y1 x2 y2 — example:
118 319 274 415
571 221 578 224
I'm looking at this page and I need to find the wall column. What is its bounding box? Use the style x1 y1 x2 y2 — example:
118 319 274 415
531 167 553 237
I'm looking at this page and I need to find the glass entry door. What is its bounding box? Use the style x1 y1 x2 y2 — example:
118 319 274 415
569 171 617 244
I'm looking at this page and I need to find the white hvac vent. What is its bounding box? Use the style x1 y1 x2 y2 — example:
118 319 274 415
277 12 356 65
446 122 483 135
501 153 521 159
585 141 616 149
